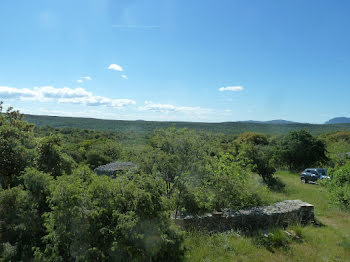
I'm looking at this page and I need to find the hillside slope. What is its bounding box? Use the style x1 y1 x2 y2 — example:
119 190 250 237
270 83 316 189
325 117 350 124
23 114 350 135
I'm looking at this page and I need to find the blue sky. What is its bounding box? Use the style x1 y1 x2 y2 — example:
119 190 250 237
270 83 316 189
1 0 350 123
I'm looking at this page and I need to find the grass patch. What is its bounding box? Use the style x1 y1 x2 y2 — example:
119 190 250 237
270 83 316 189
254 229 292 252
339 238 350 250
184 171 350 261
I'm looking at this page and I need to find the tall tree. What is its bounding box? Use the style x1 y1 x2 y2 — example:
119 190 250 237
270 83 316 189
0 102 36 188
276 130 327 170
36 135 75 177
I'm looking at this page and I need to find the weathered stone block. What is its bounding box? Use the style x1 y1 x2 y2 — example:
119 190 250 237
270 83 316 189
172 200 314 232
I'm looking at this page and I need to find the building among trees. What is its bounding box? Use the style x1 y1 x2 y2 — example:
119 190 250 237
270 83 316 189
94 161 137 176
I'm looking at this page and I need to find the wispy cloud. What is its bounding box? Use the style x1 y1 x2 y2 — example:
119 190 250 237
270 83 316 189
77 76 91 83
139 101 212 115
0 86 135 109
121 74 128 80
219 86 244 92
112 25 161 29
108 64 123 71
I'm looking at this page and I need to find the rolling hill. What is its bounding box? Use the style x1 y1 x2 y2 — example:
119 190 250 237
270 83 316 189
23 114 350 135
325 117 350 124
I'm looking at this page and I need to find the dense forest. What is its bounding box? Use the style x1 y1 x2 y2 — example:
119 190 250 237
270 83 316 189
23 114 350 135
1 103 350 261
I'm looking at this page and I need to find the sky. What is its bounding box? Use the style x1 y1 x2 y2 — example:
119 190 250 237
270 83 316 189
1 0 350 123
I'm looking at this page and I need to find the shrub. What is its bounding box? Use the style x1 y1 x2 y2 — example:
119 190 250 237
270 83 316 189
254 229 291 252
0 169 53 260
36 135 76 177
327 162 350 209
275 130 327 171
0 104 36 188
85 142 123 170
206 153 269 211
264 176 286 192
36 170 185 261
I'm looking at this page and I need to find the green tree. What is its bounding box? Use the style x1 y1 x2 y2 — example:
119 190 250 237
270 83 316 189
276 130 327 170
322 131 350 167
0 169 53 261
36 135 76 177
85 141 123 170
206 153 267 211
236 132 269 145
327 162 350 209
146 127 211 198
38 167 184 262
231 133 285 190
0 102 36 188
238 143 276 182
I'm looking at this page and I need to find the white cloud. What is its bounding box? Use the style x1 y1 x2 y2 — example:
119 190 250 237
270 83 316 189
108 64 123 71
36 86 91 99
121 74 128 80
59 96 135 108
139 101 212 115
219 86 244 92
77 76 92 83
0 86 37 99
0 86 135 109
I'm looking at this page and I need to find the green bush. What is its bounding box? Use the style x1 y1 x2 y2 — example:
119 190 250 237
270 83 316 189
85 142 123 169
36 135 76 177
206 153 269 211
0 104 36 188
254 229 291 252
35 169 185 261
327 162 350 209
275 130 327 171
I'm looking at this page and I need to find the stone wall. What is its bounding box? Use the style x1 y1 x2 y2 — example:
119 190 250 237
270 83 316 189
172 200 314 232
94 161 137 176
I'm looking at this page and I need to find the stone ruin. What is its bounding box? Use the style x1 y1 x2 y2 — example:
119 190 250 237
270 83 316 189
94 161 137 177
172 200 314 232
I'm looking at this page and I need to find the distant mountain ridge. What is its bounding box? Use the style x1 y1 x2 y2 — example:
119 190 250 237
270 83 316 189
22 114 350 135
325 117 350 124
238 119 299 124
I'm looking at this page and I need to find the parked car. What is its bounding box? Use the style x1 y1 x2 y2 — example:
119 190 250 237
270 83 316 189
300 168 330 183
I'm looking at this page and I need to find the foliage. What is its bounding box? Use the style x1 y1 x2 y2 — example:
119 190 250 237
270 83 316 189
275 130 327 171
0 169 52 261
36 135 76 177
205 153 268 211
24 113 350 135
140 127 212 198
0 103 36 188
5 102 350 261
233 133 284 191
236 132 269 145
254 229 291 252
237 142 276 181
185 172 350 261
327 162 350 209
85 143 120 170
37 169 184 262
321 131 350 167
